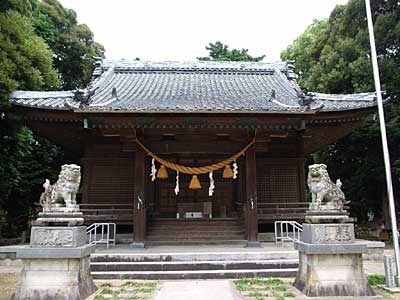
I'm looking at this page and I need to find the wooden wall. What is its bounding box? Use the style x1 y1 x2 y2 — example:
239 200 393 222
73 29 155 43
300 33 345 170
81 139 135 204
80 133 306 210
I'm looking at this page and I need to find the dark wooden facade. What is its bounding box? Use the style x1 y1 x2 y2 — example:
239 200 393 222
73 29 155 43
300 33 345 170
9 105 371 245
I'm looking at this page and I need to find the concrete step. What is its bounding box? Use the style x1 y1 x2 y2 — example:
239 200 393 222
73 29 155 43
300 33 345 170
90 250 298 279
91 259 299 272
91 268 298 280
91 251 298 262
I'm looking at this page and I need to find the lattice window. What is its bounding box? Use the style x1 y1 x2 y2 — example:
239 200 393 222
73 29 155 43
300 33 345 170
256 160 299 203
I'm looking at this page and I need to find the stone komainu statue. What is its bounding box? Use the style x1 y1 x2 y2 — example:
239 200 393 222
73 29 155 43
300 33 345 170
39 164 81 212
307 163 346 211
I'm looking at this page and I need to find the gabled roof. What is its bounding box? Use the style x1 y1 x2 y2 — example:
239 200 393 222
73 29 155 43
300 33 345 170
10 59 377 114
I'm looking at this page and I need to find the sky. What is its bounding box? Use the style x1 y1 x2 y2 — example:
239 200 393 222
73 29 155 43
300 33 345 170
58 0 349 62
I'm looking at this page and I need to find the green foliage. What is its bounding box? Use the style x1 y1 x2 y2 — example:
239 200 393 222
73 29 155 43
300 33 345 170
95 281 158 300
234 278 293 300
0 0 33 17
0 8 60 103
0 0 103 237
198 41 265 62
0 119 64 236
368 274 386 286
31 0 105 89
281 0 400 222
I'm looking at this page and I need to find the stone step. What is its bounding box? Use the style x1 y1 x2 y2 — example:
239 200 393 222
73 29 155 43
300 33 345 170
91 268 298 280
90 248 299 280
91 259 299 272
91 251 298 262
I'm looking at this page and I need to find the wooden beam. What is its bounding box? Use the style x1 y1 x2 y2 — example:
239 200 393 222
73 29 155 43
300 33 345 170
143 140 260 155
245 144 261 247
130 144 146 248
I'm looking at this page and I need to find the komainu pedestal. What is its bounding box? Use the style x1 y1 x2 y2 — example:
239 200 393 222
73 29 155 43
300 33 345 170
293 221 374 297
10 243 96 300
10 164 97 300
294 164 374 297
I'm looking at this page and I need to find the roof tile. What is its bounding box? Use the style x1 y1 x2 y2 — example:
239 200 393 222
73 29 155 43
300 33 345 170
10 60 377 113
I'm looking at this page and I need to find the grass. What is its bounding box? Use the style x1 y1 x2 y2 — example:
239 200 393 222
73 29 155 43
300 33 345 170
92 281 158 300
368 274 386 286
248 290 264 300
234 277 295 300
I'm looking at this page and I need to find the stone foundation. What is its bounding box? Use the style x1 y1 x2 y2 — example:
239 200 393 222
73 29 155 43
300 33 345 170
10 226 96 300
10 254 96 300
294 221 375 297
294 251 374 297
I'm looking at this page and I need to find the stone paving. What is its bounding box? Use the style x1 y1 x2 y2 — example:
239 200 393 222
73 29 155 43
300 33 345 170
154 280 242 300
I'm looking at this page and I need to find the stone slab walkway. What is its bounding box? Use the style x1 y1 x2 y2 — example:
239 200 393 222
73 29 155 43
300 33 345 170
153 280 241 300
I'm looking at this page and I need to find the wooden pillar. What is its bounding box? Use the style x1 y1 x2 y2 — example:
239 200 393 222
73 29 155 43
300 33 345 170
245 145 261 247
297 133 307 203
130 146 146 248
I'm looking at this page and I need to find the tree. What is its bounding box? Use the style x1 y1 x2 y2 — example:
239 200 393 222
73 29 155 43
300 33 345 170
0 7 59 103
198 41 265 62
281 0 400 223
0 0 64 237
0 0 104 238
31 0 105 89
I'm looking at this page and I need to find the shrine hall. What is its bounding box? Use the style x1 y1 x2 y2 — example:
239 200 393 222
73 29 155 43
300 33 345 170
9 59 378 246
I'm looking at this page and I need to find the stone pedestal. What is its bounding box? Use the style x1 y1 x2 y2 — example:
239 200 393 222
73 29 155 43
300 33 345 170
33 210 84 227
293 221 375 297
30 226 86 248
10 225 97 300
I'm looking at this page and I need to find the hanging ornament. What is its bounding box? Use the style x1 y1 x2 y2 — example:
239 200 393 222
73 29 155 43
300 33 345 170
233 160 238 179
157 165 168 179
150 158 157 181
174 171 180 195
222 164 234 179
208 172 215 197
189 175 202 190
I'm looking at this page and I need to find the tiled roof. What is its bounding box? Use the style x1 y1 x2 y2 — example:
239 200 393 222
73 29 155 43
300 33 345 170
10 59 378 113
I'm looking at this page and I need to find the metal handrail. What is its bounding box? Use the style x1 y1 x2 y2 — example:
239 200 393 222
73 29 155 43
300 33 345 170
274 220 303 246
87 223 116 249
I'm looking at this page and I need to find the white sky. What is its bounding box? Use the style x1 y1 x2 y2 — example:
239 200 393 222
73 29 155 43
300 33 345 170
58 0 349 61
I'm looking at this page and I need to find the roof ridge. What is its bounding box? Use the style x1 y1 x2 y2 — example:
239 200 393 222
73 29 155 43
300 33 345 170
112 66 276 74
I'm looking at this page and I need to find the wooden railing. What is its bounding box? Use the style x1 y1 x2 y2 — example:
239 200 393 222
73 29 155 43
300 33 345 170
257 202 350 223
257 202 310 223
79 203 134 225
